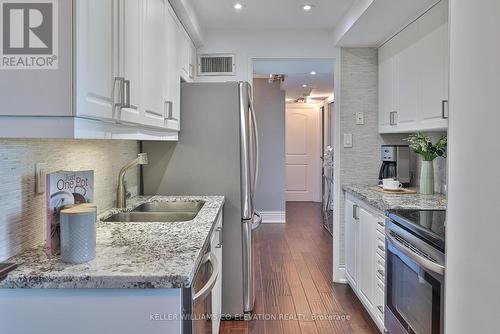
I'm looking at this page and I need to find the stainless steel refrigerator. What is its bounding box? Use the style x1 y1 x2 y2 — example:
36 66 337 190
142 82 260 317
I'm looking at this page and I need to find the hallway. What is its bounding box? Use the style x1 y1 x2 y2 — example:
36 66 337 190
220 202 379 334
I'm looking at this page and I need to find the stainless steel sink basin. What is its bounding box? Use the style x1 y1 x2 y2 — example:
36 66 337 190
132 201 205 213
103 211 198 223
103 201 205 223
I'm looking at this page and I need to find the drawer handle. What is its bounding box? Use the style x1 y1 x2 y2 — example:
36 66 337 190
377 305 384 314
390 111 398 125
353 204 359 220
216 226 223 248
377 221 385 227
378 245 385 252
377 269 385 278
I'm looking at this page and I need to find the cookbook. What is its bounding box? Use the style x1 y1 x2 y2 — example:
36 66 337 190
46 170 94 254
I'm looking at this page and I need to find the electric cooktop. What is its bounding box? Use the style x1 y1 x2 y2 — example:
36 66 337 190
386 209 446 251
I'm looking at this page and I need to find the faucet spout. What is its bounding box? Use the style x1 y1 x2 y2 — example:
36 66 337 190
116 153 148 208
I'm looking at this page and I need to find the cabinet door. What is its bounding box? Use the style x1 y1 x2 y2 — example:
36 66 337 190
189 41 197 81
140 0 168 128
345 199 358 287
418 0 449 130
165 5 181 129
178 28 191 79
75 0 118 121
119 0 143 125
378 53 394 130
358 207 375 308
395 22 419 130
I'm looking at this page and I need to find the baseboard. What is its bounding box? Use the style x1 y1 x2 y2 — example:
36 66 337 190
259 211 286 224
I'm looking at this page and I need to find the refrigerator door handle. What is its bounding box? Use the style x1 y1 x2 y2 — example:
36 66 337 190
248 84 259 201
239 82 253 220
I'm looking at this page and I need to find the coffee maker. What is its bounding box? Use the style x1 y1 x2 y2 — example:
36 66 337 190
379 145 410 186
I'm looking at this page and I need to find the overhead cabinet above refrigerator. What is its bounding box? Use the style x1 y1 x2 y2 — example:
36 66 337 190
0 0 196 140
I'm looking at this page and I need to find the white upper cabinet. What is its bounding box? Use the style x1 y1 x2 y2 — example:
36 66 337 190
379 1 449 133
0 0 196 140
75 0 118 121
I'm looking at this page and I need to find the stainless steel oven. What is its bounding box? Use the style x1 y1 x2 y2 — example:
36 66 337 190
385 211 445 334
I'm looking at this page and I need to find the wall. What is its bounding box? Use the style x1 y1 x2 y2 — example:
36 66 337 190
252 79 286 216
445 0 500 332
0 139 139 261
196 30 338 83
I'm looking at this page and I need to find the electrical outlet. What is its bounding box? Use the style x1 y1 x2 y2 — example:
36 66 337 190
343 133 353 148
35 163 48 194
356 112 365 125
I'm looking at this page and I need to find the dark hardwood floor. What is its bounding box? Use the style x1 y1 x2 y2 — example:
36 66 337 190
220 202 379 334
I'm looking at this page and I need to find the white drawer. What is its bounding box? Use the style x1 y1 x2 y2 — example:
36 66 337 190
376 237 386 259
376 218 386 235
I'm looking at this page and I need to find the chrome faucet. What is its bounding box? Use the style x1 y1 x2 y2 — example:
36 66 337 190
116 153 148 208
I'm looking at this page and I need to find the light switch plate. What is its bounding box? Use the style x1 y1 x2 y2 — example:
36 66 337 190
356 112 365 125
35 163 48 194
343 133 353 148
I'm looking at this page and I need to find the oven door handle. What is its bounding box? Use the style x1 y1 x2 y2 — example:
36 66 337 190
193 252 219 303
386 232 445 276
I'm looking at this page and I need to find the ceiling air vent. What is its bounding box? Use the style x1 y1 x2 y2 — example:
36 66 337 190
198 54 235 76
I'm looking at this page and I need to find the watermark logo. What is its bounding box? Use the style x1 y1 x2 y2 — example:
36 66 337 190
1 0 58 69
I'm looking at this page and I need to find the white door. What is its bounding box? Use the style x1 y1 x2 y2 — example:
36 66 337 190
75 0 118 121
285 105 321 202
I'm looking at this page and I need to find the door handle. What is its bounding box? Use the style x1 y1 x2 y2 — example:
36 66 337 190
216 227 223 248
164 101 175 120
192 252 219 303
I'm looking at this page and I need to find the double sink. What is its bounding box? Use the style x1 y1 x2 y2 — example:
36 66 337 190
103 201 205 223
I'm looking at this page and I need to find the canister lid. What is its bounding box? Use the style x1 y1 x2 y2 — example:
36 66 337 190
60 203 97 215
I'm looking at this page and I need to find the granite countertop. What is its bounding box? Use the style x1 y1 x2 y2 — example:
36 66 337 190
343 184 446 212
0 195 224 289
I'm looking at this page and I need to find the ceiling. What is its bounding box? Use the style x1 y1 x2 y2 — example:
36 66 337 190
190 0 354 31
253 59 334 103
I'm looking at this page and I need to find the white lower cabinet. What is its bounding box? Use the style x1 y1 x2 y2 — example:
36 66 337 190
345 194 386 332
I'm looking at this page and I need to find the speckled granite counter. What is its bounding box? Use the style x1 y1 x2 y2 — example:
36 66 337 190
343 184 446 212
0 195 224 289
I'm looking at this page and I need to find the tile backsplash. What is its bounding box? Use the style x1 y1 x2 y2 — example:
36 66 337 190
0 139 139 261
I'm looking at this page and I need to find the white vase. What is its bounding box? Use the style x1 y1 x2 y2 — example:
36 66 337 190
420 160 434 195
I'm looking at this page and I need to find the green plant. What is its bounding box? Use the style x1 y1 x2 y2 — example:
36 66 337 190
404 133 447 161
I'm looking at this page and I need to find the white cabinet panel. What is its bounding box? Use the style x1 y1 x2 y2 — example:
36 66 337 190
345 199 358 287
165 6 181 128
75 0 117 121
141 0 168 128
358 207 375 308
119 0 143 125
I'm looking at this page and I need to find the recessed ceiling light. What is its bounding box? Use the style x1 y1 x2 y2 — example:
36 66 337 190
234 3 243 10
302 84 308 88
286 98 294 102
310 71 316 75
302 4 313 11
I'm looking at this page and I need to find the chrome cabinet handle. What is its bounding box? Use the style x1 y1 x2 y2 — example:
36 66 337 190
123 80 131 108
389 111 397 125
216 226 223 248
352 204 359 220
192 252 219 303
378 221 385 227
378 245 385 252
164 101 175 120
189 64 195 78
377 306 384 314
442 100 449 119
